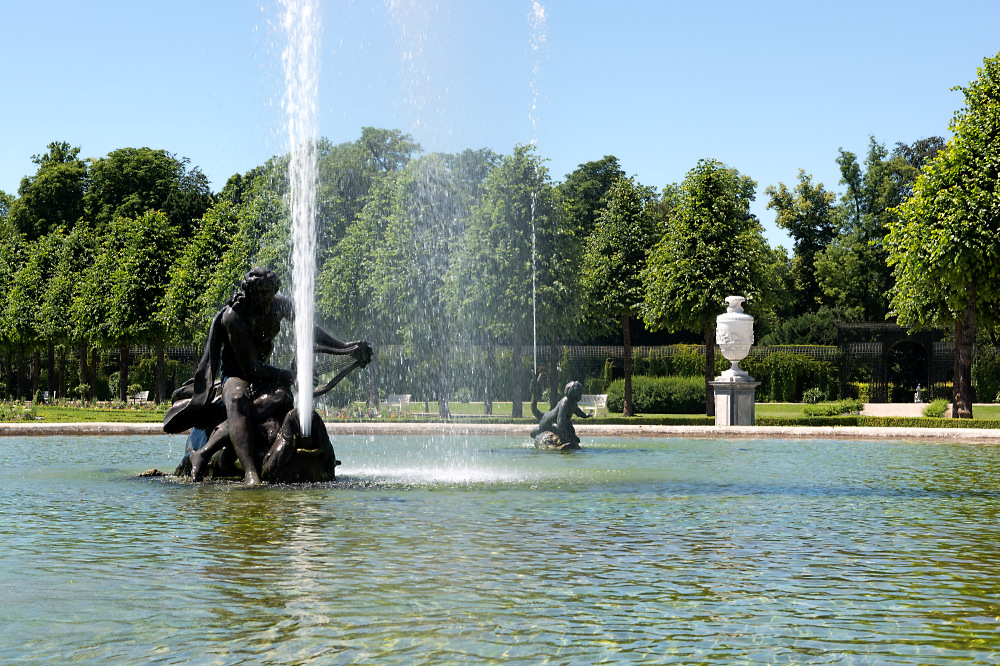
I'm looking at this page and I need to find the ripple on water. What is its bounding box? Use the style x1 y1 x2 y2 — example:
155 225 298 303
3 435 1000 663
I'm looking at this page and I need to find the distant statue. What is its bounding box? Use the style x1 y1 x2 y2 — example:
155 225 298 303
914 384 924 403
530 374 589 450
164 267 371 484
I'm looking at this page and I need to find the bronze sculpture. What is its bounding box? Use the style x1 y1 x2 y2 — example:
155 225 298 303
164 267 371 484
529 374 590 450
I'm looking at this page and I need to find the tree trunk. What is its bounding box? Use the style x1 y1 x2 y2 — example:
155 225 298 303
4 349 11 399
953 296 976 418
78 342 89 399
512 317 523 418
705 321 716 418
119 342 130 403
31 349 41 397
368 320 381 408
59 347 66 399
548 334 559 410
622 312 634 417
47 342 55 398
484 334 494 416
90 348 99 402
16 347 26 400
438 315 450 418
155 331 166 405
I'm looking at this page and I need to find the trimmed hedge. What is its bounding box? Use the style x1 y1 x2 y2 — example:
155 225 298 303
755 415 1000 429
606 375 705 414
743 351 836 403
802 398 863 416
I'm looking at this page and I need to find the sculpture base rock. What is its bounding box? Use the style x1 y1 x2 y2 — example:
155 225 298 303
533 431 581 451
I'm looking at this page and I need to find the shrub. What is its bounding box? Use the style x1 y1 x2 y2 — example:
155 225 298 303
802 387 825 404
606 375 705 414
744 352 836 403
803 398 863 417
922 398 949 418
973 348 1000 403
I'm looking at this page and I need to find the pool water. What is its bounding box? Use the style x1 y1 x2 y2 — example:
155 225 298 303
2 433 999 664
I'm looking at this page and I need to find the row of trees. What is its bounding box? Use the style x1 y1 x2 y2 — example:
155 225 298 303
3 52 999 417
0 131 772 416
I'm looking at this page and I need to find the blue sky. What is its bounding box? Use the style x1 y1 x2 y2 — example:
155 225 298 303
2 1 998 247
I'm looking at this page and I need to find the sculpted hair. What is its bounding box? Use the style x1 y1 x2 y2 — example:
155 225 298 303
227 267 281 307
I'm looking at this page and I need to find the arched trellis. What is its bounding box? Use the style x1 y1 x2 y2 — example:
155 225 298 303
836 322 949 402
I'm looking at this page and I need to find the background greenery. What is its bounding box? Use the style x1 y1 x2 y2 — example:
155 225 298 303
4 54 1000 419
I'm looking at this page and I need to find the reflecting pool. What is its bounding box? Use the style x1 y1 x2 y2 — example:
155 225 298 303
2 434 1000 664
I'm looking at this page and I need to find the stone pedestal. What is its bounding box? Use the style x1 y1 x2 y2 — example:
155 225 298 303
710 379 761 426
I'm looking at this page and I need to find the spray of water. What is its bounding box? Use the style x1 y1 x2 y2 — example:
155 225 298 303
528 2 546 375
282 0 320 435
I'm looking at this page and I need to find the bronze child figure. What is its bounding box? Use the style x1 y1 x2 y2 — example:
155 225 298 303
530 375 590 450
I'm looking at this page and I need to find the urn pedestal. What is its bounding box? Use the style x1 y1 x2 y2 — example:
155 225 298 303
711 296 760 426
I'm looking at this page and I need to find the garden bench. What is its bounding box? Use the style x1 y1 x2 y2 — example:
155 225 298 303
384 394 411 414
130 390 150 406
579 394 608 417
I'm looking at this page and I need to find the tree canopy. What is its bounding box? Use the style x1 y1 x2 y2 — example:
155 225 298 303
886 52 1000 417
643 159 770 415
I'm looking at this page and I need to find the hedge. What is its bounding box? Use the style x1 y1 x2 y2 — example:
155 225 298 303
755 415 1000 429
742 351 837 403
606 375 705 414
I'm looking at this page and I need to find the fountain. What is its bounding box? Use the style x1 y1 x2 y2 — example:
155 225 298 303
162 267 371 483
5 4 1000 663
282 0 321 436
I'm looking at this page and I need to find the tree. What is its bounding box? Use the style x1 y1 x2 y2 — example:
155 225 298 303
7 142 87 241
764 170 837 312
559 156 625 238
642 159 770 416
75 211 177 402
454 144 553 417
85 147 212 237
886 53 1000 418
580 176 658 416
550 156 625 403
39 223 97 398
814 138 911 320
377 154 471 416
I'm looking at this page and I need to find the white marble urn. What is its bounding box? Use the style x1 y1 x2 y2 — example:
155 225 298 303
715 295 754 381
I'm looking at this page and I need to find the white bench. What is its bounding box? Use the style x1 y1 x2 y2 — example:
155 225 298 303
384 394 411 414
579 394 608 417
129 390 150 406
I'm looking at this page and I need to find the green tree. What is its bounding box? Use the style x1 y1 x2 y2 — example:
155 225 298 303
580 176 658 416
8 142 87 241
39 223 97 398
317 170 400 407
454 144 552 417
764 170 837 312
642 159 770 416
75 211 177 402
814 138 911 320
85 147 212 237
886 53 1000 418
378 154 471 416
549 155 624 403
0 231 42 398
559 156 625 238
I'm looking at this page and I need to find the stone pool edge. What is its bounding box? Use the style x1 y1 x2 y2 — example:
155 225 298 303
1 421 998 443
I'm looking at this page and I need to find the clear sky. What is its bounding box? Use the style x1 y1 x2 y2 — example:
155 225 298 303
2 1 998 247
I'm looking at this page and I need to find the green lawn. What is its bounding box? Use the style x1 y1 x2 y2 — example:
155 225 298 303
1 399 998 424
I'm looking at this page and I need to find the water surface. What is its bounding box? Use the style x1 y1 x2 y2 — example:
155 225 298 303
2 434 999 664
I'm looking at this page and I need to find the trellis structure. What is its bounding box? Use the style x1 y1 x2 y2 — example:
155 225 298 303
835 322 950 403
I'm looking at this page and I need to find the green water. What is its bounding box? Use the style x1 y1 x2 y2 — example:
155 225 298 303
2 434 999 664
